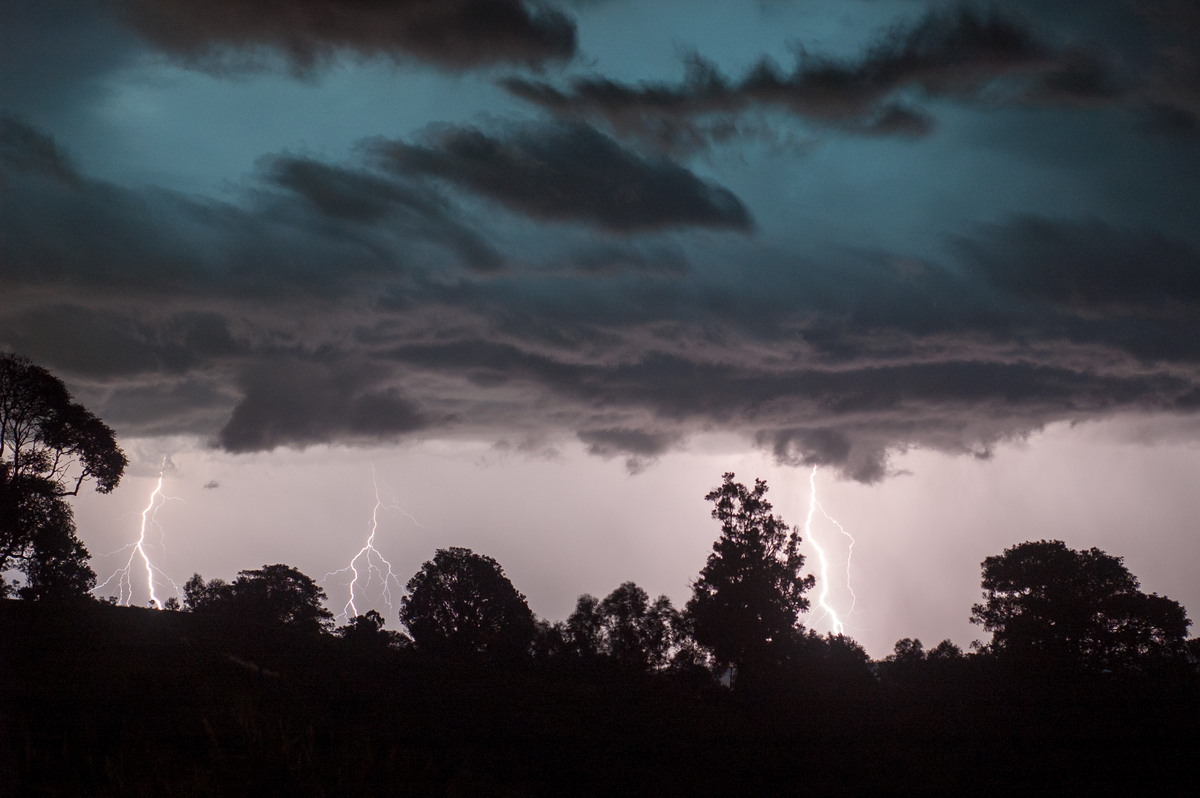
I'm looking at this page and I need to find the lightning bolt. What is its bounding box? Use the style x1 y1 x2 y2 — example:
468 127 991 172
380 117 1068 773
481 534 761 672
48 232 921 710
323 467 420 622
802 465 858 635
92 459 182 608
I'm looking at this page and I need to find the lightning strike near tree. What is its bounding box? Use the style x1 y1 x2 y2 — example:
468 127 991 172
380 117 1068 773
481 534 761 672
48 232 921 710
802 465 858 635
324 467 422 622
92 460 182 608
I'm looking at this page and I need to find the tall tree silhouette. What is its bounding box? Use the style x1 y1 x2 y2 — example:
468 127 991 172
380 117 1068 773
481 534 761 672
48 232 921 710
1 353 125 598
971 539 1191 672
686 473 814 680
399 547 536 660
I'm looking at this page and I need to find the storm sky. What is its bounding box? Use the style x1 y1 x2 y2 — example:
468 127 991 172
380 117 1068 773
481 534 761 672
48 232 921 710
4 0 1199 655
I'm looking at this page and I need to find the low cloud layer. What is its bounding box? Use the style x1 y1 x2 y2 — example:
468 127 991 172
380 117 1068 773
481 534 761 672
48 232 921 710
218 359 431 452
4 116 1199 480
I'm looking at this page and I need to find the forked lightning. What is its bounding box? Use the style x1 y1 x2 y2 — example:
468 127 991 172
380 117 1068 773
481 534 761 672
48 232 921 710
802 465 858 635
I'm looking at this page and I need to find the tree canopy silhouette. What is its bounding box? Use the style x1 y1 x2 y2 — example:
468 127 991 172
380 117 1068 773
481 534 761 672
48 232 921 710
337 609 410 652
183 563 334 633
11 493 94 601
686 473 814 678
558 582 681 671
399 547 536 660
1 353 124 599
970 539 1191 672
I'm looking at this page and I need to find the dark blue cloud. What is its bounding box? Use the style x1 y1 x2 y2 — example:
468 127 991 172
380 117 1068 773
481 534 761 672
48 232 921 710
504 6 1121 151
371 121 754 233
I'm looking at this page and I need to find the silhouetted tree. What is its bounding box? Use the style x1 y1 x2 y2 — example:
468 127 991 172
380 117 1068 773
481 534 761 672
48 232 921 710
879 637 927 687
337 610 410 651
183 564 334 633
779 630 874 690
926 639 964 661
14 496 94 602
887 637 926 664
820 633 874 685
602 583 679 671
564 593 604 658
531 618 571 659
182 573 229 610
971 540 1191 672
399 547 536 660
686 473 814 679
880 636 968 690
562 582 681 671
1 353 124 598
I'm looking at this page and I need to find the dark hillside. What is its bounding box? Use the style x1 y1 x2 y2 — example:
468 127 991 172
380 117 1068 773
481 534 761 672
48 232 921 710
2 599 1196 796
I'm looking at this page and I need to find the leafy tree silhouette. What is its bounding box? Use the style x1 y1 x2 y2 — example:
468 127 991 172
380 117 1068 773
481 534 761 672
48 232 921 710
563 592 603 658
686 472 814 682
183 563 334 634
559 582 681 671
399 547 536 661
971 539 1191 672
1 353 125 599
878 637 963 690
14 493 94 602
600 582 679 671
337 610 410 651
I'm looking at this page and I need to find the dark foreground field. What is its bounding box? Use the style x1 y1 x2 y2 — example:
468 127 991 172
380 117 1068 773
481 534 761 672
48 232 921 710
2 600 1196 797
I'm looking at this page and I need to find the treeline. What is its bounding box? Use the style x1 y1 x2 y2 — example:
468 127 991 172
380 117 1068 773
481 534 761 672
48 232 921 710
136 472 1198 689
5 474 1198 795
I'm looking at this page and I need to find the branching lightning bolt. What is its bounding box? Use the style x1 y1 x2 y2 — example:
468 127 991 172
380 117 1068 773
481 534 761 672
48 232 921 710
324 467 421 622
802 465 858 635
93 459 182 608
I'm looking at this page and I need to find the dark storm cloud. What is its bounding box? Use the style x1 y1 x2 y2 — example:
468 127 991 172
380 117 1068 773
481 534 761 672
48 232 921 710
377 315 1199 482
6 122 1200 481
0 304 246 379
577 427 682 474
559 242 690 276
260 155 504 271
504 6 1120 150
0 0 143 118
756 428 888 484
0 116 80 184
217 359 430 452
370 122 753 232
956 216 1200 313
1133 0 1200 136
107 0 576 73
0 117 499 295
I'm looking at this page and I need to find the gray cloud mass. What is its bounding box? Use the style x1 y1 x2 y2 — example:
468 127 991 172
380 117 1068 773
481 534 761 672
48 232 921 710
371 121 754 233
